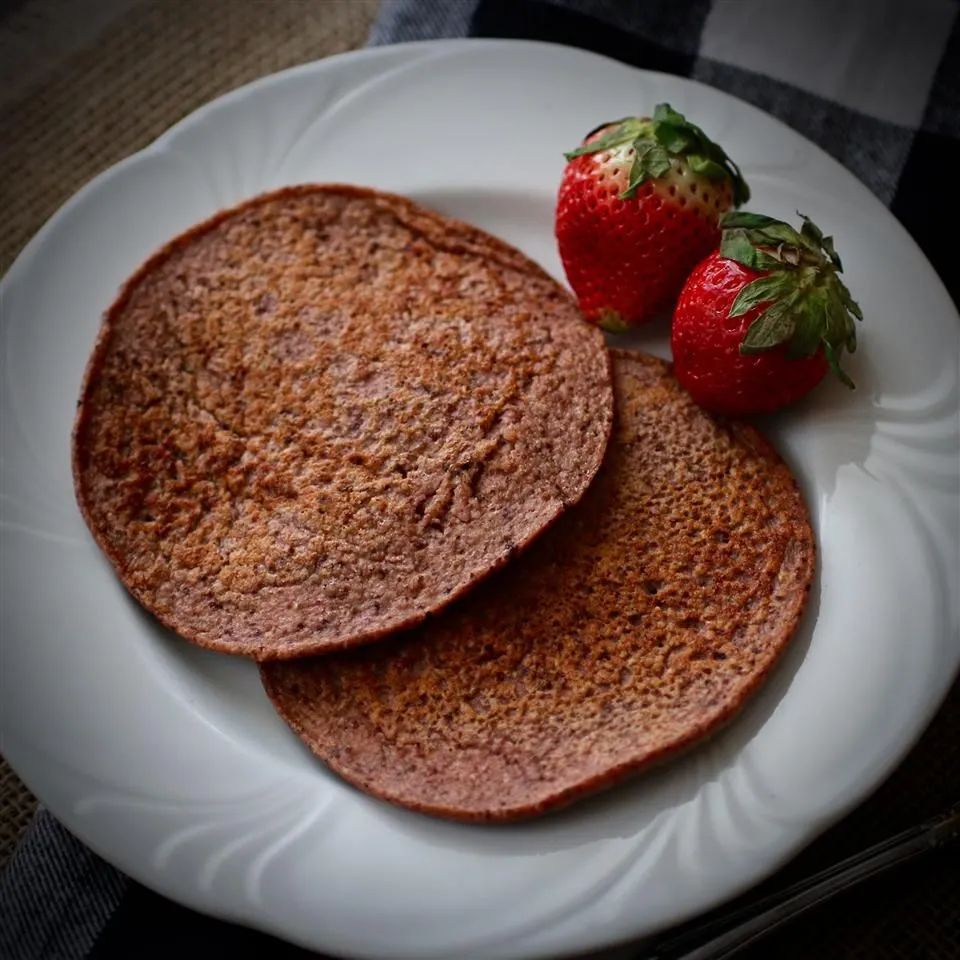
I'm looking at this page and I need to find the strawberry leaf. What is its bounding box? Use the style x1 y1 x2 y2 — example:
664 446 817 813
824 295 852 346
651 104 699 153
686 154 730 180
721 212 863 387
800 214 823 245
564 118 645 160
582 117 633 140
839 284 863 322
823 238 842 270
621 139 673 198
740 294 800 352
799 213 844 269
721 212 782 230
788 289 828 358
728 273 793 317
823 341 855 389
721 229 783 270
748 221 808 250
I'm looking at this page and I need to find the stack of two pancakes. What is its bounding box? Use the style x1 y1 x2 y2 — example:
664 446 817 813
73 185 813 821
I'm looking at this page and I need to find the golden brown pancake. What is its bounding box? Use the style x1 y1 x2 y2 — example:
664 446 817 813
261 352 815 821
73 185 612 659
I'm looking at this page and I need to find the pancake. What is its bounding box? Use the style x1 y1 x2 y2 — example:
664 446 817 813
261 352 815 821
73 185 612 659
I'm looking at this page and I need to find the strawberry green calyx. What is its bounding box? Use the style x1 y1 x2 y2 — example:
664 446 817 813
719 211 863 387
564 103 750 205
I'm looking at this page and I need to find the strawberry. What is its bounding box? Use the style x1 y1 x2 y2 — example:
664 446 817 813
555 103 749 330
671 211 862 416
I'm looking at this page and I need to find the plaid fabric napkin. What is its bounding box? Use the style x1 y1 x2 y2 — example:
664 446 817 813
2 2 957 958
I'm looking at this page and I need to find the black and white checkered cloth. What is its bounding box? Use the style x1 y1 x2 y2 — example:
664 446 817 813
2 2 957 958
373 0 959 307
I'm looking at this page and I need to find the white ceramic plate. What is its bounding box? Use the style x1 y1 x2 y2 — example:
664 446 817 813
2 40 958 960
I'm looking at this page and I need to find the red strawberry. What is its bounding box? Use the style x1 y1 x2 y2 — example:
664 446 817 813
672 212 862 416
556 103 749 330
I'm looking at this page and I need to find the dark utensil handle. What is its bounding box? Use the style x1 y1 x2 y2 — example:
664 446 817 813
646 804 960 960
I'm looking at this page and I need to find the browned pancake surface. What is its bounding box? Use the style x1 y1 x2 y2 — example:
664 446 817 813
73 185 612 659
261 352 815 820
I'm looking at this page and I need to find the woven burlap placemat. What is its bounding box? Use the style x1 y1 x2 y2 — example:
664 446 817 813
1 2 957 956
0 0 380 274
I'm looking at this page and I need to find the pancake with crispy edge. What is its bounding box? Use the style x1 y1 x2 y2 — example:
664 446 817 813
73 185 613 659
261 351 815 820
